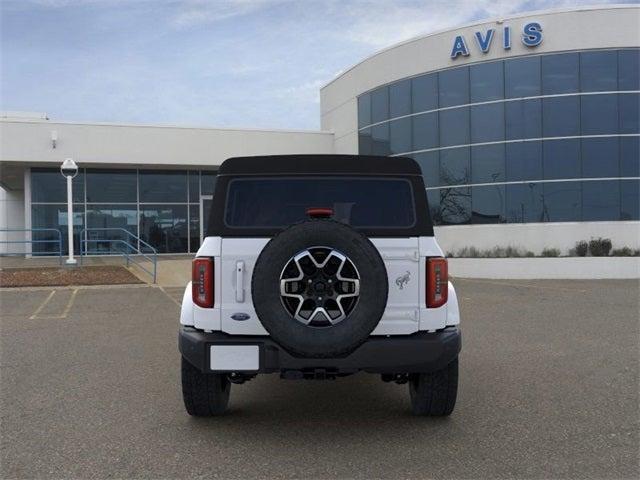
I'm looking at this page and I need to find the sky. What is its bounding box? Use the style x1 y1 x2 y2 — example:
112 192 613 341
1 0 637 130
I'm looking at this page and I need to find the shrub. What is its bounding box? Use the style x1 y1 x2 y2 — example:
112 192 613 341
541 248 560 257
574 241 588 257
610 247 640 257
525 250 535 257
589 237 612 257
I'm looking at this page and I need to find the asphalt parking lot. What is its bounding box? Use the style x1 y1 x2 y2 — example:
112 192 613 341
1 279 638 479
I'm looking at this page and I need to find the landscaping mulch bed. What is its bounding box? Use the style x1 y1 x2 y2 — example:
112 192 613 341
0 266 143 288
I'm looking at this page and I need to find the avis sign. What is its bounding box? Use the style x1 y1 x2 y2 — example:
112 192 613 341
450 22 543 59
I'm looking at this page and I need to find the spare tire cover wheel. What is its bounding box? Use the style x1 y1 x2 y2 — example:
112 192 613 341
251 220 388 358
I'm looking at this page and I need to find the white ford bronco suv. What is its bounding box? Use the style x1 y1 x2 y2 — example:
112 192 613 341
179 155 461 416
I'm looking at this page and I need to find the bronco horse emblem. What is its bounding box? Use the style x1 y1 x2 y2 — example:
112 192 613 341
395 271 411 290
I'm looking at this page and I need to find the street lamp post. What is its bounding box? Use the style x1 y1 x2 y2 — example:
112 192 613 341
60 158 78 265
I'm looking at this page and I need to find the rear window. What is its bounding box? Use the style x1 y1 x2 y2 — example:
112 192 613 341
224 177 416 229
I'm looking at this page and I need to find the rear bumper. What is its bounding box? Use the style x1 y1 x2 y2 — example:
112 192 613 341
179 326 461 375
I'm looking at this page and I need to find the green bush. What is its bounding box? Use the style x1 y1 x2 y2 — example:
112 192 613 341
574 240 588 257
589 237 612 257
541 248 561 257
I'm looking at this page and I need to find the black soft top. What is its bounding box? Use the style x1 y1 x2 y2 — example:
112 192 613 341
218 154 422 176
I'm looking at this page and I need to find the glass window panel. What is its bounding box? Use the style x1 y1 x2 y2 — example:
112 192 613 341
618 49 640 91
505 183 544 223
470 61 504 102
31 168 84 203
542 181 581 222
471 144 505 183
580 51 618 92
543 139 581 180
581 94 618 135
427 189 441 225
202 197 213 236
472 185 505 224
358 128 373 155
621 179 639 220
412 151 439 187
506 99 542 140
358 94 371 128
620 136 640 177
370 86 389 123
188 171 199 202
201 171 217 196
412 73 438 113
389 117 411 155
412 112 438 151
506 142 543 182
86 205 138 254
542 96 580 137
542 52 579 94
582 180 620 221
139 170 187 203
619 93 639 134
86 169 136 203
470 103 504 143
389 79 411 118
189 204 200 252
505 56 541 98
582 137 619 178
439 108 469 147
31 204 84 255
439 67 469 108
140 205 188 253
440 147 470 186
371 123 390 156
439 187 471 225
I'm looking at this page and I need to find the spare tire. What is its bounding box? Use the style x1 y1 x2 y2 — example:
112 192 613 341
252 219 388 358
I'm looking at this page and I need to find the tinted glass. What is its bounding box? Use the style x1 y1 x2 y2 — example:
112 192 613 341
619 93 639 134
506 142 543 182
471 144 505 183
439 108 469 147
542 52 579 94
439 187 471 225
543 96 580 137
371 123 390 156
86 169 136 203
86 205 138 253
224 178 416 228
389 79 411 118
427 189 441 225
412 112 438 151
439 67 469 107
543 139 581 180
580 51 617 92
506 99 541 140
583 180 620 221
506 183 543 223
470 103 504 143
472 185 505 223
31 204 84 255
201 171 217 196
140 205 188 253
620 136 640 177
189 204 200 251
412 73 438 113
389 117 411 155
505 56 541 98
618 49 640 91
543 181 581 222
31 168 84 203
370 86 389 123
621 179 640 220
412 151 439 187
358 129 373 155
139 170 187 203
470 61 504 102
582 137 619 178
358 94 371 128
188 171 200 202
440 147 470 186
581 94 618 135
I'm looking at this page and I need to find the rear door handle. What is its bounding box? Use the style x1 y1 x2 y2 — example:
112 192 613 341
236 261 245 302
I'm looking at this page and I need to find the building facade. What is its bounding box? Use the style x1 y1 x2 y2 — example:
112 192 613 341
1 5 639 256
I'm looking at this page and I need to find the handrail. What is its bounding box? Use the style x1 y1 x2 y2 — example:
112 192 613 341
79 228 157 283
0 228 63 264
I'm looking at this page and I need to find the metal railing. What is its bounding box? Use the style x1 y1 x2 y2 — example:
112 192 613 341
79 228 157 283
0 228 63 264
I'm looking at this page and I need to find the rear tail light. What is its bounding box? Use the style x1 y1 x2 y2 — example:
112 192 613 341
192 258 214 308
426 257 448 308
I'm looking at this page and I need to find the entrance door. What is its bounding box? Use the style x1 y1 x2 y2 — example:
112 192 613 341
199 195 213 243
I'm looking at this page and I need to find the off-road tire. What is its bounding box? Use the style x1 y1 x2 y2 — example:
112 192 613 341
409 357 458 416
181 357 231 416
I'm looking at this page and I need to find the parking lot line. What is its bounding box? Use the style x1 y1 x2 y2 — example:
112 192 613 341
158 286 182 308
28 290 56 319
29 289 79 320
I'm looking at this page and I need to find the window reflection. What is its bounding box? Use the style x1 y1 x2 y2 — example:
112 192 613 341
471 145 505 183
412 112 438 151
542 182 581 222
470 61 504 102
139 170 188 203
506 142 543 182
389 117 411 155
580 51 617 92
620 137 640 177
618 49 640 91
582 138 619 178
31 204 84 255
411 74 438 113
505 183 543 223
439 67 469 107
621 180 640 220
390 79 411 118
439 108 469 147
413 151 440 188
32 168 84 203
505 56 540 98
542 52 579 94
470 103 504 143
140 205 189 253
543 96 580 137
472 185 505 224
440 147 470 186
358 94 371 128
581 94 618 135
371 86 389 123
439 187 471 225
371 123 390 156
86 169 136 203
543 139 581 180
505 99 542 140
619 93 639 134
86 205 138 254
582 181 620 221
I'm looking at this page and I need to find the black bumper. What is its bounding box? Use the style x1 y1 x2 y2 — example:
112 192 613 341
179 326 461 375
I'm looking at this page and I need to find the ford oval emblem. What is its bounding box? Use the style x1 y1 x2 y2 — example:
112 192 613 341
231 312 250 321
